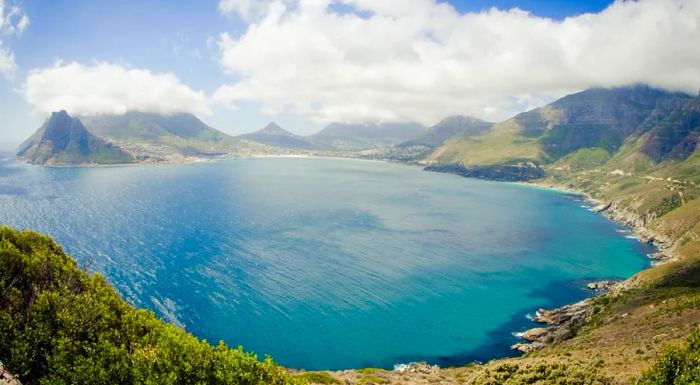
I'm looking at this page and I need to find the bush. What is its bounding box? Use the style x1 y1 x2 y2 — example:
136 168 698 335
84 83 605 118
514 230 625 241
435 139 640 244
638 328 700 385
296 372 340 384
0 227 300 385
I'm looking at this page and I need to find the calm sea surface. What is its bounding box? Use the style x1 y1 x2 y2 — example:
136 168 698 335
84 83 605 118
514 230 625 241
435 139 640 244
0 155 653 370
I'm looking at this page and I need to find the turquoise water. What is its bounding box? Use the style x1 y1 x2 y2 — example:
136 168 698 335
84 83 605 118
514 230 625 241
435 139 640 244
0 154 652 370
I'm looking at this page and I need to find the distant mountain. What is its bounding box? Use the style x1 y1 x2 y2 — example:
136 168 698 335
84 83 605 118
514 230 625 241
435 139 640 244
16 111 133 165
399 115 492 148
239 122 315 149
17 111 270 165
427 85 694 180
78 111 266 161
308 122 426 150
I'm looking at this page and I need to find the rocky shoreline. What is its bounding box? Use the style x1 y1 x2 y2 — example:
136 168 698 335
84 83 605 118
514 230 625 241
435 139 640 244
510 182 676 354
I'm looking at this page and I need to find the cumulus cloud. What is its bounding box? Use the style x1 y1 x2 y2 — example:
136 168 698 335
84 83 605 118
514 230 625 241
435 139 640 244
0 0 29 80
24 61 211 116
214 0 700 125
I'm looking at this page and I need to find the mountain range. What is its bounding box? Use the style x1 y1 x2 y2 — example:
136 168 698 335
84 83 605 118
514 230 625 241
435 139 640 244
16 85 700 178
18 111 268 165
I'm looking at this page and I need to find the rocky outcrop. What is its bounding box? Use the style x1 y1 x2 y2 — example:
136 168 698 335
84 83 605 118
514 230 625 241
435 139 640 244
393 362 441 375
586 280 620 291
511 298 596 353
595 199 675 264
0 362 20 385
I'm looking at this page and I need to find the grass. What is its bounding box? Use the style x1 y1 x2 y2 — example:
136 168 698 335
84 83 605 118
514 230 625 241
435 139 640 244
428 129 546 166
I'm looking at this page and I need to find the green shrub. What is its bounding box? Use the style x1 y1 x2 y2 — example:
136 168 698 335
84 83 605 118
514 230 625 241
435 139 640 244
0 227 300 385
296 372 340 384
638 328 700 385
471 361 612 385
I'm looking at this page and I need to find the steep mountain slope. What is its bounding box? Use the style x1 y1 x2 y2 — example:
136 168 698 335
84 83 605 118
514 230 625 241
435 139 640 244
80 111 264 159
308 122 426 150
16 111 133 165
639 92 700 163
427 86 693 180
239 122 315 149
399 115 492 148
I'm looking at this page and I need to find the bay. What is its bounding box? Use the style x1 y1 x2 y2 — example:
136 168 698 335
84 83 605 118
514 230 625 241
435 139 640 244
0 155 652 370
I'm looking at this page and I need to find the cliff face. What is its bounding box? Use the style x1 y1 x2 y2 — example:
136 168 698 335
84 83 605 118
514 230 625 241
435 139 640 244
641 95 700 162
16 111 133 165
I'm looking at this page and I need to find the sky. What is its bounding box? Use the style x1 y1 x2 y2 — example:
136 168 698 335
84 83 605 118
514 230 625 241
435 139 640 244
1 0 699 144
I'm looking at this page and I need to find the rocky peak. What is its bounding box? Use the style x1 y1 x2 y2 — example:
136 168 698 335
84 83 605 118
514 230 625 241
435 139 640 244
259 122 290 135
40 110 91 149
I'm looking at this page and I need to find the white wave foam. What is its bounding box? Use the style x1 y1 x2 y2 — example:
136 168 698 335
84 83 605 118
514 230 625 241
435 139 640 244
394 362 417 373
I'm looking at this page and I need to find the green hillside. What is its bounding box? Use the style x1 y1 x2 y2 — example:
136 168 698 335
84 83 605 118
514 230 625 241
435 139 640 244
80 111 265 157
426 86 693 180
0 227 298 385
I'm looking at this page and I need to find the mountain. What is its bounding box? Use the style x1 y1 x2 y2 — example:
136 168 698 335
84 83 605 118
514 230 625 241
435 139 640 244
79 111 264 159
239 122 315 149
427 85 694 180
16 110 134 165
640 92 700 162
308 122 426 150
399 115 493 148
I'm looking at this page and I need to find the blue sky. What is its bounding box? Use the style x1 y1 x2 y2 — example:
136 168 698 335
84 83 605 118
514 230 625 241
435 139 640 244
2 0 698 145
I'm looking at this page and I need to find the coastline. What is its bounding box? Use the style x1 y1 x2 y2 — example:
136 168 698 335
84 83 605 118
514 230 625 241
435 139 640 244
504 178 677 354
11 151 678 367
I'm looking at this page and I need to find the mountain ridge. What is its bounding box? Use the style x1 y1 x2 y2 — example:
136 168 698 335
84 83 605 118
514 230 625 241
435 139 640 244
18 111 269 164
399 115 493 148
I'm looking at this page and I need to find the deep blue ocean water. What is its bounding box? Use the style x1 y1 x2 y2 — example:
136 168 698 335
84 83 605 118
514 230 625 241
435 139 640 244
0 155 653 370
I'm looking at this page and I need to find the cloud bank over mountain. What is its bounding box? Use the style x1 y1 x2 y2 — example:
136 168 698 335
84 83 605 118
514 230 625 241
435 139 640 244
214 0 700 125
24 62 211 116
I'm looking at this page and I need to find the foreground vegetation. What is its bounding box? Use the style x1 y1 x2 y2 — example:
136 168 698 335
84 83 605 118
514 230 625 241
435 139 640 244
0 227 298 385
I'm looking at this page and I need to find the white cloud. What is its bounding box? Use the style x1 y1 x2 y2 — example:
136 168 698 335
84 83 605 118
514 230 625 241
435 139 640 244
0 41 15 78
24 61 211 116
214 0 700 125
218 0 290 21
0 0 28 80
1 0 29 35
